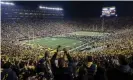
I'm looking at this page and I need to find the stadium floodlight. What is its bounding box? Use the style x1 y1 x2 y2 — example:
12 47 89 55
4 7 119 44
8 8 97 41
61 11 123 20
0 2 4 4
60 8 63 10
61 8 63 10
0 2 15 6
39 6 42 9
49 8 53 10
58 8 61 10
5 2 10 5
56 7 62 10
39 6 63 11
42 6 44 8
56 8 59 10
10 3 15 5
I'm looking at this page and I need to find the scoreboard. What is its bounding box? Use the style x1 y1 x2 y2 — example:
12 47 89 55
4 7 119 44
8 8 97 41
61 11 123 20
101 6 117 17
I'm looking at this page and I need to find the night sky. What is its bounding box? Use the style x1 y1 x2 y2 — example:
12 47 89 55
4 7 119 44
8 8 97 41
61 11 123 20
12 1 133 18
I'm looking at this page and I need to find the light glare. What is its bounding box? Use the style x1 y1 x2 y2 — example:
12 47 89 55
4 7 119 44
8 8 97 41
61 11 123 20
0 2 15 6
39 6 63 11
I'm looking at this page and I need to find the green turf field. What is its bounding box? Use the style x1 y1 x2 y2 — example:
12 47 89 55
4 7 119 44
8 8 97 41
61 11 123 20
25 37 83 49
24 31 109 49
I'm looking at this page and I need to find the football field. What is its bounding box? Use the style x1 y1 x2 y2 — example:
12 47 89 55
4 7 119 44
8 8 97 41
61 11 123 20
24 31 109 49
26 37 83 49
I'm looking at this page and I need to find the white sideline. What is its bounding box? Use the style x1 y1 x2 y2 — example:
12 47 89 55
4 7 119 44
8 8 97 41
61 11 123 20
69 43 89 52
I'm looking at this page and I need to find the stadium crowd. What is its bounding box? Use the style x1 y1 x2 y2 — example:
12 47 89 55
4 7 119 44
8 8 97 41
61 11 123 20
2 17 133 43
1 17 133 80
1 45 133 80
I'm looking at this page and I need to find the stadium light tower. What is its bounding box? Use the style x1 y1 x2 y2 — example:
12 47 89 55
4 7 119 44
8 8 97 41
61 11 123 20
28 31 30 44
100 6 117 31
101 18 104 32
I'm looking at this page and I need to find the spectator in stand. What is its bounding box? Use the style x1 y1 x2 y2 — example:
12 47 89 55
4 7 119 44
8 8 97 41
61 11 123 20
106 55 133 80
1 62 18 80
51 47 74 80
36 51 53 80
77 56 97 80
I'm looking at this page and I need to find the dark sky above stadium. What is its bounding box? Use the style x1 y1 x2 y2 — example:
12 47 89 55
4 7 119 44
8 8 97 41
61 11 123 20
13 1 133 18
